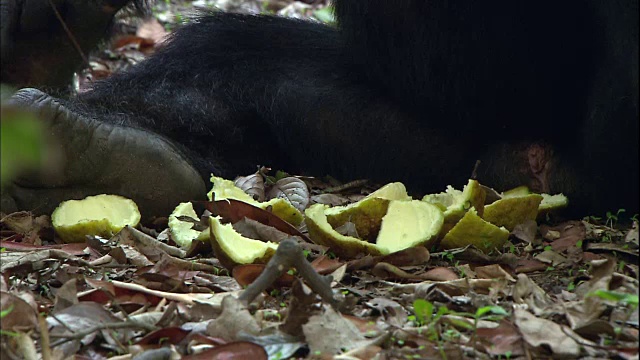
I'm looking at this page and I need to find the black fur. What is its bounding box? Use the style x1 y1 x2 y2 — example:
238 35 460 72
1 0 148 89
29 0 640 215
72 13 467 191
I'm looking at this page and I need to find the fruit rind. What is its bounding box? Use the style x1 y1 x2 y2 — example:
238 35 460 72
305 199 444 258
376 200 444 253
52 194 140 243
305 203 385 258
440 208 509 253
483 194 543 231
422 179 486 218
208 175 303 225
168 202 208 248
209 216 278 269
539 193 569 212
325 197 390 242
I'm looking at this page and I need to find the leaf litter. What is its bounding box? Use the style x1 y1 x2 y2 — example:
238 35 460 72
2 1 639 358
1 169 638 359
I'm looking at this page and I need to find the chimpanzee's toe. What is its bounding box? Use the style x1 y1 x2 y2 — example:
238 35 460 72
1 88 207 217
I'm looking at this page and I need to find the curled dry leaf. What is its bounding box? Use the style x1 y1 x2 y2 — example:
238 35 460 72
514 308 581 358
267 177 310 213
0 291 38 332
422 267 460 281
207 296 261 341
235 173 265 202
208 176 303 225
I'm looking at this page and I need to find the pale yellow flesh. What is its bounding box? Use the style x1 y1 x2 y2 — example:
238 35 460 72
376 200 443 253
209 216 278 264
52 194 140 243
422 179 485 218
363 182 411 201
306 199 444 257
483 194 543 231
53 194 139 227
168 202 209 248
441 208 509 253
207 175 303 225
305 203 383 257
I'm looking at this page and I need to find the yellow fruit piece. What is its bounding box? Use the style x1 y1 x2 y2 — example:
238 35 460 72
440 208 509 253
423 179 486 218
422 179 486 236
325 197 390 242
168 202 209 248
209 216 278 269
483 194 543 231
376 200 444 253
306 204 384 258
305 200 443 258
207 175 303 225
324 182 411 241
365 182 412 201
539 193 569 212
502 186 568 213
52 194 140 243
502 185 531 198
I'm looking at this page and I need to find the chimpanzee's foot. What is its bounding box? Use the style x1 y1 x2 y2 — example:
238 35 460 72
1 88 207 218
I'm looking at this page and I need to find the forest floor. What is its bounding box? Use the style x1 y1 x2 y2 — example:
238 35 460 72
1 1 638 359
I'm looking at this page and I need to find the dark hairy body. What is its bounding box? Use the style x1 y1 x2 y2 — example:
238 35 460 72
2 0 638 217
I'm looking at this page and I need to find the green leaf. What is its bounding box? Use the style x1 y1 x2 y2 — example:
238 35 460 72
313 7 335 24
476 305 508 318
0 305 13 318
448 317 474 330
433 305 449 322
588 290 639 308
413 299 433 325
0 92 45 187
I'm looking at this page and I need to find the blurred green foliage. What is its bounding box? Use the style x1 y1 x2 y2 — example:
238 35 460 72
1 85 44 187
313 6 334 24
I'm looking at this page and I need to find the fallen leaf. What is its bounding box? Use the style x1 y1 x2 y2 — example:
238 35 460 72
514 308 581 358
302 306 366 355
182 341 267 360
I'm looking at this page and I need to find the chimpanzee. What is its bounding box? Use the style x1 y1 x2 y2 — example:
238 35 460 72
2 0 638 219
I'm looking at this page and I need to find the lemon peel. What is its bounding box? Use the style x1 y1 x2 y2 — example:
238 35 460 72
502 185 568 213
539 193 569 212
484 194 543 231
305 200 443 258
376 200 444 253
305 203 384 258
323 182 411 241
422 179 486 218
168 202 209 248
209 216 278 269
440 208 509 253
52 194 140 243
207 175 303 225
364 182 411 201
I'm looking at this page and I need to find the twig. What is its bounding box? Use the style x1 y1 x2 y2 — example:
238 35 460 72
49 321 155 348
123 226 186 258
239 238 336 308
322 179 369 194
46 0 89 66
38 314 51 360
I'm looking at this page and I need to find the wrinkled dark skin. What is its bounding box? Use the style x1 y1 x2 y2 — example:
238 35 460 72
2 0 638 219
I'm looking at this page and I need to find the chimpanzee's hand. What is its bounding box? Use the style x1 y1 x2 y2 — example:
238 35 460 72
1 88 207 218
